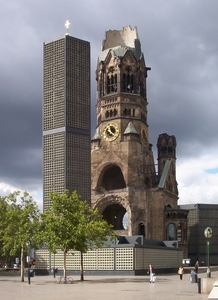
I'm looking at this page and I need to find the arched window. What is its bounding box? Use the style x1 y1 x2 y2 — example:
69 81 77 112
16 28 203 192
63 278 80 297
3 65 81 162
122 72 134 92
138 222 145 236
127 74 130 91
123 108 131 116
105 110 117 118
107 73 117 94
100 72 104 96
123 73 126 91
177 223 182 242
145 177 151 188
101 165 126 191
114 74 117 91
131 74 134 92
168 223 175 240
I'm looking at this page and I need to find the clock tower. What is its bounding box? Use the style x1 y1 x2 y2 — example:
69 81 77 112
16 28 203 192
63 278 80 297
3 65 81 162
91 26 188 253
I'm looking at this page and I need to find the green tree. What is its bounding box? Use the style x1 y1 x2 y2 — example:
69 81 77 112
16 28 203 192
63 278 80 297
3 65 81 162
0 196 10 264
0 197 19 267
0 191 41 282
40 190 115 281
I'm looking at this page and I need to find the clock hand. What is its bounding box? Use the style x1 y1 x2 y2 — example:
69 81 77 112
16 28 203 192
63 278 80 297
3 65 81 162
107 127 114 136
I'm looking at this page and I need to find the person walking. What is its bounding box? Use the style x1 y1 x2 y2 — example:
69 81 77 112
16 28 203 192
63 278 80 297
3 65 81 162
190 269 197 283
194 261 199 273
178 266 184 280
147 264 155 283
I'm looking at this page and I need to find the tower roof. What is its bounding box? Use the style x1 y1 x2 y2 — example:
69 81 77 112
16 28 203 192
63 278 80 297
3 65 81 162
99 25 143 62
158 159 172 188
123 122 139 135
91 127 101 141
99 45 143 62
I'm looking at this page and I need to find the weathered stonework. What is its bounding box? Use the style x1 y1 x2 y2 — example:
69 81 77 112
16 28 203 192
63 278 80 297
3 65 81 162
91 26 188 256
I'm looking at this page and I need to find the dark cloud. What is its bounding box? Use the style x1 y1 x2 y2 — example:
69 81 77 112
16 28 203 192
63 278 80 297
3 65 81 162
1 0 218 203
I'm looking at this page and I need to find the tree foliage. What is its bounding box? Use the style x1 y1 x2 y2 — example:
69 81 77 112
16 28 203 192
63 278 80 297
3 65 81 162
0 196 10 263
0 191 41 282
40 190 116 280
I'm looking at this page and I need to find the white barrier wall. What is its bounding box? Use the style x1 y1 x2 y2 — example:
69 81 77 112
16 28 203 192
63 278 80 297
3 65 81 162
35 246 183 271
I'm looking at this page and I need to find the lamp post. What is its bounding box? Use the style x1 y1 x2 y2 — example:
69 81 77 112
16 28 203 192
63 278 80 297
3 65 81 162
53 253 56 278
204 227 213 278
26 242 31 284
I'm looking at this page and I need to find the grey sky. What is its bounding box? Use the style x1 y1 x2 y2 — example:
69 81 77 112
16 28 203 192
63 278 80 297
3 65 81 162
1 0 218 209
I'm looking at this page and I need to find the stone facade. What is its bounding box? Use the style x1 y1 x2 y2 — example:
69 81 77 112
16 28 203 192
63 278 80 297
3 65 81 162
91 26 188 256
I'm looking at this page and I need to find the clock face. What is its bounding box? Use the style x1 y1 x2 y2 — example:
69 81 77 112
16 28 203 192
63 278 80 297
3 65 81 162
204 227 213 239
103 123 119 141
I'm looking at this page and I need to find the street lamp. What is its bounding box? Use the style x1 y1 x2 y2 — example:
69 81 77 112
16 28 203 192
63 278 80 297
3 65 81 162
26 242 31 284
53 253 56 278
204 227 213 278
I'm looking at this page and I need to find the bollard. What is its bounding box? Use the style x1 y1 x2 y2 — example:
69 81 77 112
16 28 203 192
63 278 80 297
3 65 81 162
197 278 201 294
28 269 31 284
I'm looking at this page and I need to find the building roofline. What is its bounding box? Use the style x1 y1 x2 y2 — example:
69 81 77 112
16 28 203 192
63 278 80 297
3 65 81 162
179 203 218 210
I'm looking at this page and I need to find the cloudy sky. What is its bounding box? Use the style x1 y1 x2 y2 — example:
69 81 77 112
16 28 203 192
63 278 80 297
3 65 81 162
1 0 218 210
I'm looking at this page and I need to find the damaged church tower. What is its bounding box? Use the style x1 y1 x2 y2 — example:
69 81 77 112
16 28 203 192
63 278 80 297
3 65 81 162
91 26 188 255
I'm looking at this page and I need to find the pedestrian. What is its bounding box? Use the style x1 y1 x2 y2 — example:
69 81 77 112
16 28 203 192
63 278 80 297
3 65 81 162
147 264 155 283
178 266 184 280
190 269 197 283
194 261 199 273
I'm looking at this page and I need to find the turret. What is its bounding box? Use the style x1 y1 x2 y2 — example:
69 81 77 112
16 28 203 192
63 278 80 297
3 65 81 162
157 133 177 195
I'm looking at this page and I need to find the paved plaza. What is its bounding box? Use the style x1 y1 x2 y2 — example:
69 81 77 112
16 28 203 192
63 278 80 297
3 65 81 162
1 270 217 300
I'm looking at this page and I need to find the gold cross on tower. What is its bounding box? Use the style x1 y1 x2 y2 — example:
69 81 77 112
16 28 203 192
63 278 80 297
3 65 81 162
65 20 70 35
